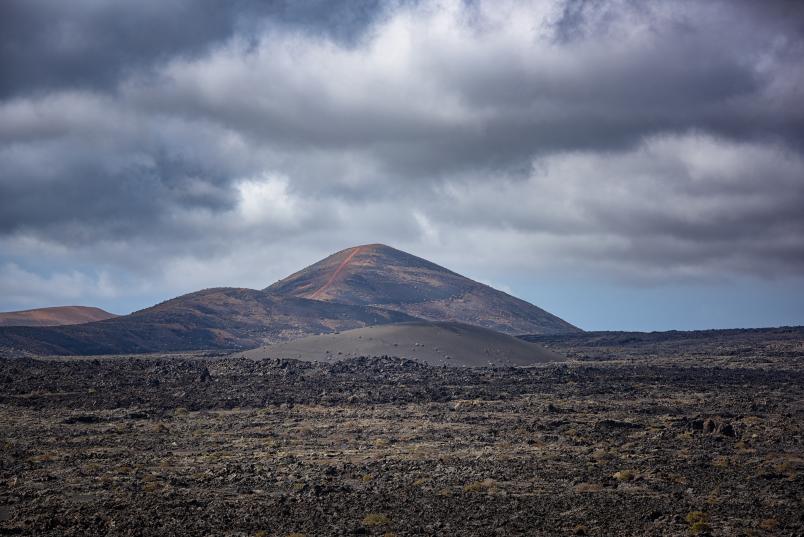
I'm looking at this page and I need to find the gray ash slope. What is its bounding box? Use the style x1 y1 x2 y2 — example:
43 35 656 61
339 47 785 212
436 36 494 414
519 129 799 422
237 321 565 367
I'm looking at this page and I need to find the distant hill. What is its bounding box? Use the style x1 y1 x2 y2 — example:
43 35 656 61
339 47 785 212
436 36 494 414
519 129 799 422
267 243 580 335
0 288 416 355
0 306 117 327
0 244 581 356
237 321 565 367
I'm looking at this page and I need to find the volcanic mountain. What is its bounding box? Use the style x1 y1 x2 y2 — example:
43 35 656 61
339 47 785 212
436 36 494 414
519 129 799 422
267 244 579 335
238 321 565 367
0 306 117 327
0 244 579 356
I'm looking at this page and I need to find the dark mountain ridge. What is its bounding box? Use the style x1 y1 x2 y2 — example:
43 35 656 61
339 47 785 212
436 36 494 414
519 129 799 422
0 288 416 355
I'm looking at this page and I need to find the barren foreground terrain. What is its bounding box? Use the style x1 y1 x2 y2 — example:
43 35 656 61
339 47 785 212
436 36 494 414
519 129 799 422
1 328 802 536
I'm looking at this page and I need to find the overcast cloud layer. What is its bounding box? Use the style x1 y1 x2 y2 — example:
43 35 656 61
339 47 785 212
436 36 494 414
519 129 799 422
1 0 803 329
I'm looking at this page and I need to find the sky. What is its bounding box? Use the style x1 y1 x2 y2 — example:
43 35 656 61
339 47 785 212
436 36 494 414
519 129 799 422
1 0 803 331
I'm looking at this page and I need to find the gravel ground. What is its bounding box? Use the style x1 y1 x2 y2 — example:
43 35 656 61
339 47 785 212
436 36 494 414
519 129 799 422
0 330 802 536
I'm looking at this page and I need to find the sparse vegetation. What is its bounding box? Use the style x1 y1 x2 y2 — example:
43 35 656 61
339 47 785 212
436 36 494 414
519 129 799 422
613 469 635 481
759 518 778 530
685 512 711 534
0 328 801 535
574 483 603 493
362 513 390 527
711 456 729 468
463 478 496 493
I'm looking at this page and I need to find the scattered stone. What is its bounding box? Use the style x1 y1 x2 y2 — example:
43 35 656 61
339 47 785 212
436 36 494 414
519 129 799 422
0 328 801 536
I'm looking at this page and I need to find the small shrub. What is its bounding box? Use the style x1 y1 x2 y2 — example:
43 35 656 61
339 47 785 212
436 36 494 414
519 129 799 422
463 481 483 493
613 470 635 481
115 464 134 475
686 512 708 525
711 456 729 468
773 459 797 479
759 519 778 530
29 453 56 463
685 512 711 534
463 478 496 493
362 513 390 527
151 422 169 434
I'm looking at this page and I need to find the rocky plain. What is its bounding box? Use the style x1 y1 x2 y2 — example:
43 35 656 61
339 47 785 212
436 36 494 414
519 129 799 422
1 326 802 536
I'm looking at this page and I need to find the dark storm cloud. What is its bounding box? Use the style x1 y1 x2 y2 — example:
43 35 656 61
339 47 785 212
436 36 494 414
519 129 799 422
120 0 801 180
0 0 803 310
0 0 396 98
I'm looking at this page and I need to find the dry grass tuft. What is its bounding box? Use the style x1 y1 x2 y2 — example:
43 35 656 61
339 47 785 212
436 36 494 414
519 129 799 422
362 513 390 527
613 469 636 481
574 482 603 493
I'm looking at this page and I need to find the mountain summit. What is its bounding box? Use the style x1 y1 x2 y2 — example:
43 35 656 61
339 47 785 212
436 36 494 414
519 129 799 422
267 244 579 335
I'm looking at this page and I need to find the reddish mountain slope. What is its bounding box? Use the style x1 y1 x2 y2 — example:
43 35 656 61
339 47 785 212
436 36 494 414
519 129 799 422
0 306 117 327
267 244 580 335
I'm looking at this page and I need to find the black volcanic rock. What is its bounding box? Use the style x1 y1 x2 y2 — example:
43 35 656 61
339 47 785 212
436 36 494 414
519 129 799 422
267 243 580 335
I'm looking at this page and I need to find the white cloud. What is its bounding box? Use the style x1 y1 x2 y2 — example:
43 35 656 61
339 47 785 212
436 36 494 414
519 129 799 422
420 132 804 280
236 174 298 225
1 0 803 314
0 263 119 309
